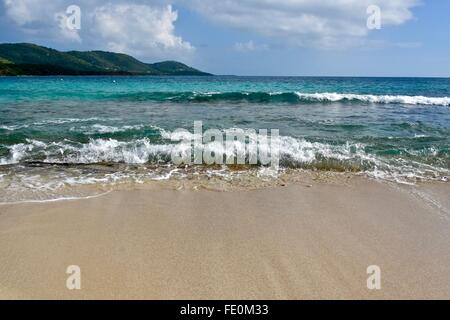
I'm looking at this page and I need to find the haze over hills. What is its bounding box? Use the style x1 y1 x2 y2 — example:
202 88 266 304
0 43 211 76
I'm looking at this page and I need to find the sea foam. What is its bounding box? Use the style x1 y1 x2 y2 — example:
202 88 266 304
295 92 450 106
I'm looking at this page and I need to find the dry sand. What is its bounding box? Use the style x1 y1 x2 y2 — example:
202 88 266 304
0 177 449 299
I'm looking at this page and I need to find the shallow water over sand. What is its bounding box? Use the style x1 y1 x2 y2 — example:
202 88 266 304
1 76 449 201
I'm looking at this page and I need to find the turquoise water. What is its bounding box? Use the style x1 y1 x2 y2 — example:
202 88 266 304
0 76 449 201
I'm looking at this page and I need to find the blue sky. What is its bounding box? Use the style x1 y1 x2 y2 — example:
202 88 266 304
1 0 449 77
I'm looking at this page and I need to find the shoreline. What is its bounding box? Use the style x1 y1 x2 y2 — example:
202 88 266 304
0 176 449 299
1 166 448 205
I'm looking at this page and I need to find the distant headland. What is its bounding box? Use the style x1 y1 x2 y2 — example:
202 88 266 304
0 43 212 76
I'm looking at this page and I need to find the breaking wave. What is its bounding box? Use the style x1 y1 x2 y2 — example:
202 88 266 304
294 93 450 106
1 134 448 183
107 91 450 106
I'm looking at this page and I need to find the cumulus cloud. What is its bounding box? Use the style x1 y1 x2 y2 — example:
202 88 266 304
92 4 193 58
185 0 419 48
3 0 43 26
3 0 81 41
1 0 420 55
1 0 193 60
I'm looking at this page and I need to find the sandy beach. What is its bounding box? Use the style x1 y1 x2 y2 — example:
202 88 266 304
0 176 449 300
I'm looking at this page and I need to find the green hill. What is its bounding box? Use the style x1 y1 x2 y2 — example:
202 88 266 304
0 43 211 76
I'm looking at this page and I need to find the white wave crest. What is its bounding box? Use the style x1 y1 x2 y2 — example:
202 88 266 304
1 134 448 183
295 92 450 106
0 118 122 132
0 138 173 165
70 124 145 134
0 124 30 131
34 117 121 125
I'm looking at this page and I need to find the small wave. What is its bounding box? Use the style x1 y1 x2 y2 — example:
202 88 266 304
0 134 448 183
0 118 122 132
111 91 300 104
0 124 30 131
295 93 450 106
33 117 121 126
70 124 145 134
0 138 173 165
0 191 112 206
106 91 450 106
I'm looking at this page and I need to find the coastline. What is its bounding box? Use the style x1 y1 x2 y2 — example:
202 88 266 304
0 176 449 299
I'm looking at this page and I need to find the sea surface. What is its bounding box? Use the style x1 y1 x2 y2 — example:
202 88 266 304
0 76 449 202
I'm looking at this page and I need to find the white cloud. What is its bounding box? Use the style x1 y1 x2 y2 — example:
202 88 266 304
92 4 193 58
3 0 80 41
185 0 419 48
1 0 420 56
2 0 193 60
3 0 42 26
234 40 268 52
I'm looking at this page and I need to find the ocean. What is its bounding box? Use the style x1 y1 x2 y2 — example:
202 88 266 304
0 76 449 202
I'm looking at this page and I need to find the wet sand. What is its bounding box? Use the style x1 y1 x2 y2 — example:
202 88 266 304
0 177 449 299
